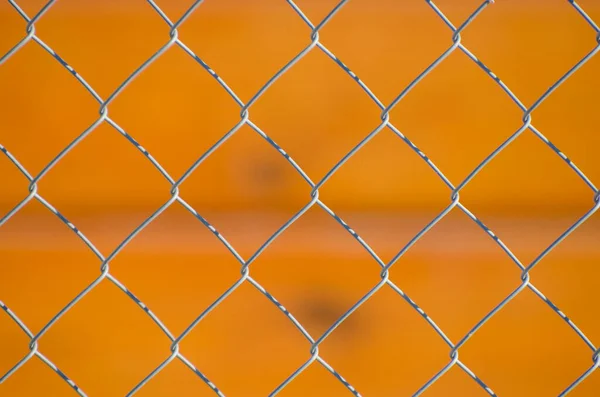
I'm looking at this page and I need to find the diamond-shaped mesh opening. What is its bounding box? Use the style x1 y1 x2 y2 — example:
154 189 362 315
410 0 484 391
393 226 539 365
34 0 170 96
388 49 524 184
109 204 242 335
109 45 240 177
319 0 451 104
318 128 452 257
39 122 174 251
178 0 311 101
179 124 314 255
252 48 383 180
180 282 312 396
321 285 449 396
462 0 599 106
251 206 382 337
0 199 99 331
460 131 595 262
389 209 522 341
461 289 594 397
0 41 98 175
41 281 172 396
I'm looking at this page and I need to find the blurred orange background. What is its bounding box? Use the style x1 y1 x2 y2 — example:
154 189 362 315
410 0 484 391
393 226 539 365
1 0 599 396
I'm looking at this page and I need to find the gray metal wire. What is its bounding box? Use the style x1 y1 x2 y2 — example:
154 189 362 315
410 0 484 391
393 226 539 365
1 0 599 396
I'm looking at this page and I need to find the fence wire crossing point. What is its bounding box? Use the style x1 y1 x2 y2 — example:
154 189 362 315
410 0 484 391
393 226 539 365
1 0 599 396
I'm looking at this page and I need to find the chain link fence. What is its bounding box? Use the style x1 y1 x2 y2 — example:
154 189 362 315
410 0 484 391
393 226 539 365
1 0 599 396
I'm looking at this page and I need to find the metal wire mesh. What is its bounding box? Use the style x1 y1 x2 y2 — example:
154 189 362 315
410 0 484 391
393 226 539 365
1 0 599 396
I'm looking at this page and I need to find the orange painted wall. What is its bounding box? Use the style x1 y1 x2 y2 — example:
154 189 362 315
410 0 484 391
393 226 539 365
1 1 599 396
